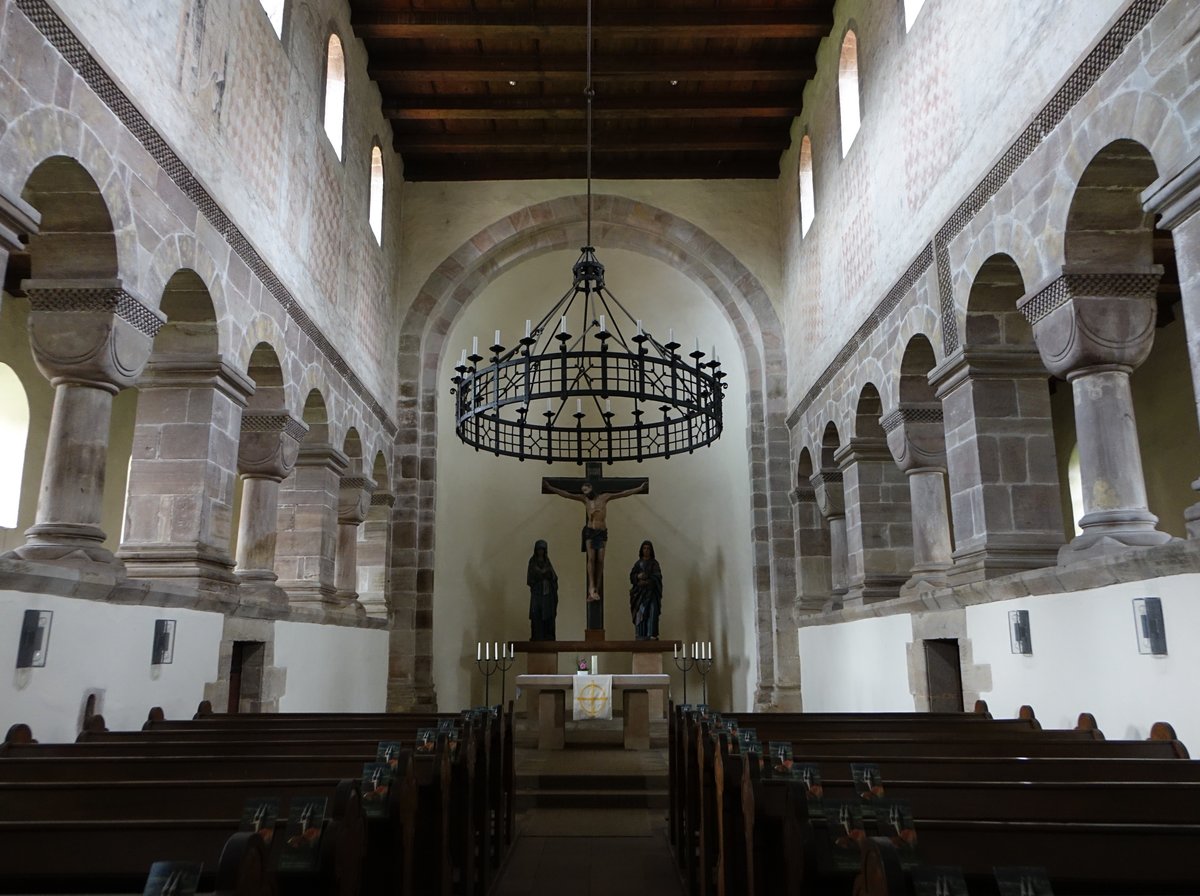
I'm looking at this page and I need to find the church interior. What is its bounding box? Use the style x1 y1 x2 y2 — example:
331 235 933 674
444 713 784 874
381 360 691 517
3 0 1200 891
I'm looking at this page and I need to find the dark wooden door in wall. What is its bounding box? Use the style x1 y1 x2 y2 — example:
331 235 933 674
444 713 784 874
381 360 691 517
227 641 266 714
924 639 964 713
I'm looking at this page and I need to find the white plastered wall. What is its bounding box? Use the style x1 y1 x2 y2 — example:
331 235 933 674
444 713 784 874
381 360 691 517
0 591 224 743
433 248 756 712
274 619 388 712
798 613 915 713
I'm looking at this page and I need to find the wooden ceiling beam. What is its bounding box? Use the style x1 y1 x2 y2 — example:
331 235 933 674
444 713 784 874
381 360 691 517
354 9 832 41
392 129 786 153
400 155 780 182
383 94 803 121
368 54 815 84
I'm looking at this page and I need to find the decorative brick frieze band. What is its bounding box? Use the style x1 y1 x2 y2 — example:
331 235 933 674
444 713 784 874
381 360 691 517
241 414 308 443
370 492 397 507
340 476 370 491
14 0 397 437
810 470 843 485
1020 271 1164 326
26 284 165 338
787 0 1166 427
880 406 944 434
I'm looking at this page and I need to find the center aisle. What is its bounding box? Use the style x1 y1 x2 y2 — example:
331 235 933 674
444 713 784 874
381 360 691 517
491 740 685 895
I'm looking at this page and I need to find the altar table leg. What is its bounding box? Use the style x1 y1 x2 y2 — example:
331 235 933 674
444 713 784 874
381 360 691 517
623 689 650 750
631 652 666 718
538 689 565 750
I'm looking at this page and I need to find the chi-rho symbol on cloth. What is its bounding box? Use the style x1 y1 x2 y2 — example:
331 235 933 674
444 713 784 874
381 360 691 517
573 674 613 720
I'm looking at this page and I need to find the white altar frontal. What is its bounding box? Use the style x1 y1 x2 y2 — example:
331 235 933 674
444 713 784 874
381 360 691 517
515 673 670 750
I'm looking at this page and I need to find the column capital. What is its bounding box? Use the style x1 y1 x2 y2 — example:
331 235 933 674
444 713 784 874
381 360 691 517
238 413 308 480
1017 266 1162 378
833 436 892 469
139 355 256 407
370 490 397 508
929 345 1047 397
338 475 378 526
23 279 166 391
1142 152 1200 231
808 470 844 519
296 442 350 476
882 403 946 473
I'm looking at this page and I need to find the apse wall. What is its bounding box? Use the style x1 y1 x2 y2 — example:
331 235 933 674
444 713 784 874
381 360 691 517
798 574 1200 752
432 247 755 712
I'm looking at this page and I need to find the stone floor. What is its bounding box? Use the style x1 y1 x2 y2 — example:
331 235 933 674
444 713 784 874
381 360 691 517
490 735 684 895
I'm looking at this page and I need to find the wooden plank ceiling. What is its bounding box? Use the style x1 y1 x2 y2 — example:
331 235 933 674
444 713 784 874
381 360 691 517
348 0 837 181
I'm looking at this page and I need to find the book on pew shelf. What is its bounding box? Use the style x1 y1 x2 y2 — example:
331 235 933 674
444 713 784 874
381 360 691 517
738 727 756 745
143 861 202 896
437 718 459 732
851 762 885 799
791 762 824 801
377 740 404 769
741 739 762 758
823 802 867 872
415 728 438 754
361 761 394 818
239 796 280 844
873 799 918 867
279 796 327 872
994 867 1054 896
767 741 794 774
911 866 969 896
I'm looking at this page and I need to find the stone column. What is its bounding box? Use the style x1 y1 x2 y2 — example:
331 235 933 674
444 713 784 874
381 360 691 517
1018 267 1172 561
334 474 377 614
235 413 306 605
358 489 393 619
275 442 348 608
930 347 1064 581
883 404 954 593
810 470 848 605
791 482 831 613
7 280 164 571
833 437 912 605
1144 158 1200 537
118 358 253 597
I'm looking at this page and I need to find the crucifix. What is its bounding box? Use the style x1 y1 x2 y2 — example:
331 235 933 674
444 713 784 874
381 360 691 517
542 461 649 639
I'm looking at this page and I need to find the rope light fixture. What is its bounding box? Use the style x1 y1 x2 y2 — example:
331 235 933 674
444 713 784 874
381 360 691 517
449 1 727 464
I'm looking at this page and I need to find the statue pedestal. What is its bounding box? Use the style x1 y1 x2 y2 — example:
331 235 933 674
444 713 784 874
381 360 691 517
584 628 605 642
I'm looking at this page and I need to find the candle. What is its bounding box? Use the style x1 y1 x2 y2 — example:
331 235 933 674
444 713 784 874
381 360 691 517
637 319 643 336
576 398 582 414
695 337 701 353
708 641 713 659
459 349 467 366
560 315 567 334
693 641 697 659
673 643 678 659
598 314 606 332
605 398 612 414
669 328 675 344
485 642 489 660
546 398 552 415
591 654 598 674
525 319 532 338
472 336 479 356
477 642 481 661
494 329 501 346
494 641 499 661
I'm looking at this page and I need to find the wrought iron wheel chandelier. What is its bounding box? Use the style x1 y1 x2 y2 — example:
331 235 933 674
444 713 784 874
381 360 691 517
449 1 727 465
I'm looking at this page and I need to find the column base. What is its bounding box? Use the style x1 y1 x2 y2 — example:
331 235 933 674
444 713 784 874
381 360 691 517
843 575 907 606
758 683 804 712
120 546 240 597
333 590 367 617
279 582 340 609
900 565 952 596
236 569 290 608
1058 529 1176 563
7 524 125 573
949 540 1063 585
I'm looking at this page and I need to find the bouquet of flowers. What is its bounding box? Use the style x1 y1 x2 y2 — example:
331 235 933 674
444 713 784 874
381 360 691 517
577 657 589 672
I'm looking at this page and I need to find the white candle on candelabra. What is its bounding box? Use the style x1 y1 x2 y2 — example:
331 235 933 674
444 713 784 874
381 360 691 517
598 314 606 332
669 328 675 344
460 349 467 367
477 642 481 660
673 643 678 659
591 654 598 674
494 642 499 661
560 315 567 334
637 319 643 336
695 337 701 353
472 336 479 356
605 398 612 413
576 398 582 414
525 320 532 338
485 642 490 660
708 641 713 659
494 329 501 346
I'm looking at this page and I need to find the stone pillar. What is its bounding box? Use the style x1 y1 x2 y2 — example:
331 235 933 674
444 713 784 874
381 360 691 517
118 358 253 596
883 405 954 593
833 437 912 605
333 474 377 614
931 347 1064 580
235 413 306 605
7 281 164 571
358 490 394 619
791 483 831 613
1144 158 1200 537
275 442 348 608
1018 267 1172 561
810 471 848 605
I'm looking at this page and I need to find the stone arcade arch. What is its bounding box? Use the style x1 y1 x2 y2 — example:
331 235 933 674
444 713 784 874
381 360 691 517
391 195 796 710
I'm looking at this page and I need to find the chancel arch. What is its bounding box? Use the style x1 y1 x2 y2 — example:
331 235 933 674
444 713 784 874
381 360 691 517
396 195 796 711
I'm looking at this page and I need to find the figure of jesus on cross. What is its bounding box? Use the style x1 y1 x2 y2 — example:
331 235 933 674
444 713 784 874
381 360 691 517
543 462 648 634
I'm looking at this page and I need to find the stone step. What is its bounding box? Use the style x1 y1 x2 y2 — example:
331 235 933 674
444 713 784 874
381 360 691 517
515 788 670 810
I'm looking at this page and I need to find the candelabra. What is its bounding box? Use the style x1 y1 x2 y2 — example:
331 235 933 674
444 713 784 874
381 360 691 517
497 647 515 709
696 654 715 706
475 641 515 708
671 645 695 705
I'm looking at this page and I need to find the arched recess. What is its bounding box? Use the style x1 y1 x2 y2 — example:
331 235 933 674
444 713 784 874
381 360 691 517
393 194 795 711
1057 139 1195 545
814 421 848 603
940 253 1064 580
793 445 831 613
231 341 287 565
9 156 135 560
358 450 392 619
119 270 246 594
